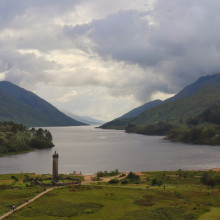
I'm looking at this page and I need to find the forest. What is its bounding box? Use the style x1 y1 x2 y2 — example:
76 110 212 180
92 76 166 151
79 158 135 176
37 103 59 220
0 121 54 155
126 104 220 145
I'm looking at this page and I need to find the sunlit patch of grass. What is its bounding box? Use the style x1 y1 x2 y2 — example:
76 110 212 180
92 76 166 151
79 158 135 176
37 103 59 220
198 207 220 220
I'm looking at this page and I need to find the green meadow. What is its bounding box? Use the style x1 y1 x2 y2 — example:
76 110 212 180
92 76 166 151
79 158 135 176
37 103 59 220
1 171 220 220
0 173 44 216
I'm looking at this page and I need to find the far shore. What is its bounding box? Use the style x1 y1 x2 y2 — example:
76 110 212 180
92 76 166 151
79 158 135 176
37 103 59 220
1 168 220 179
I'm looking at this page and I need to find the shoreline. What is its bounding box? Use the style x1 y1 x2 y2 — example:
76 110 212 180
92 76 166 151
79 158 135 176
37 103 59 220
1 168 220 176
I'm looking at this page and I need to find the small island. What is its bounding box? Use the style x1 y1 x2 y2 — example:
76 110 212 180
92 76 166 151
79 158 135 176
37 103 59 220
0 121 54 156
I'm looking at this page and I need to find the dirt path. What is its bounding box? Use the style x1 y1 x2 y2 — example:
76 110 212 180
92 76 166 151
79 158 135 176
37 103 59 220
82 174 124 184
0 172 144 219
0 187 60 220
82 172 144 184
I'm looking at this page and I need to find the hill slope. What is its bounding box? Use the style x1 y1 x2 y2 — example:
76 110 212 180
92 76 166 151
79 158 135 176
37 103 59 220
167 73 220 101
101 73 220 129
0 81 86 127
132 74 220 126
119 100 163 119
100 100 163 129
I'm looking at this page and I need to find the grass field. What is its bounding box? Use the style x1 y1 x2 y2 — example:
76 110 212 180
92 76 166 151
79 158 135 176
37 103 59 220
0 174 44 216
1 171 220 220
198 207 220 220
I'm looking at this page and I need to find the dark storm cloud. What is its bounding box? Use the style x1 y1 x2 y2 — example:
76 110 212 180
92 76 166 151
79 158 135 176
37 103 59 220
64 0 220 100
64 10 163 66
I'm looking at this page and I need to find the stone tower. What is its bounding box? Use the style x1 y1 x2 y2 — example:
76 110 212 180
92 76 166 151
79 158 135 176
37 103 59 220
52 151 59 182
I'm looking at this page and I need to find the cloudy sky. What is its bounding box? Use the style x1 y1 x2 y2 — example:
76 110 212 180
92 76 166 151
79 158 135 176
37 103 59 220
0 0 220 120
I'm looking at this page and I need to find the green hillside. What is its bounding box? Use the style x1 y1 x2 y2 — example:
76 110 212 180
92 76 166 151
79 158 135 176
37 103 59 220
125 86 220 145
119 100 163 119
101 73 220 130
0 81 86 127
99 118 133 130
100 100 163 129
132 85 220 126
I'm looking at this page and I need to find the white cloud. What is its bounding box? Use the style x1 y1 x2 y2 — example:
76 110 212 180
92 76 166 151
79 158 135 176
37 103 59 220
64 0 220 97
0 0 220 120
55 90 78 103
150 91 175 101
0 47 58 88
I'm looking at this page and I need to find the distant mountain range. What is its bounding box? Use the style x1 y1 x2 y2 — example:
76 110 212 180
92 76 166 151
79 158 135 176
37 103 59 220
61 110 106 125
0 81 86 127
100 73 220 129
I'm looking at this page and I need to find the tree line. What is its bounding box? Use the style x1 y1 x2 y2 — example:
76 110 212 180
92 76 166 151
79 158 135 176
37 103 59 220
0 121 54 155
125 104 220 145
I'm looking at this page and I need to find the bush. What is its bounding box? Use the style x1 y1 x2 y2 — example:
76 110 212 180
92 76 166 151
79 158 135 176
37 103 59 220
121 179 129 184
126 172 140 182
24 174 32 182
109 179 119 184
91 177 101 181
97 169 120 177
201 171 220 188
151 178 162 186
11 175 18 182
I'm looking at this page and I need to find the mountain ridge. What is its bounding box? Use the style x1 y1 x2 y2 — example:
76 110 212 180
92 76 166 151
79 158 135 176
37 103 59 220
100 73 220 129
0 81 86 127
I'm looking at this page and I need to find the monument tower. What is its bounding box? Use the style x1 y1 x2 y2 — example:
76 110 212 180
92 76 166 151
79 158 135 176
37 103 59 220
52 151 59 183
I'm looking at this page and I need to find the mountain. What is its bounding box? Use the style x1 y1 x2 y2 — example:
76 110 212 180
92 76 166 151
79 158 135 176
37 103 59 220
61 110 106 125
130 73 220 126
167 73 220 101
100 100 163 129
0 81 86 127
119 100 163 119
101 73 220 129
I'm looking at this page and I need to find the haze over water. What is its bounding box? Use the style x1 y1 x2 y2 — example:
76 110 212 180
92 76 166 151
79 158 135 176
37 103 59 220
0 126 220 174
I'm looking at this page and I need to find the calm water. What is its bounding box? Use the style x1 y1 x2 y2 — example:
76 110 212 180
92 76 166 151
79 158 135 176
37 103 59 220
0 126 220 174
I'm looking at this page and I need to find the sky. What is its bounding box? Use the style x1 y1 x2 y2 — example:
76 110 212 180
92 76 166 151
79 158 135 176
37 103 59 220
0 0 220 121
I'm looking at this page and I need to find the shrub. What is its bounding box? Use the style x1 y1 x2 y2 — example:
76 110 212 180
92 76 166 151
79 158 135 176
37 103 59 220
201 171 220 188
121 179 129 184
109 179 119 184
126 172 140 182
91 177 101 181
97 169 120 177
151 178 162 186
11 175 18 182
